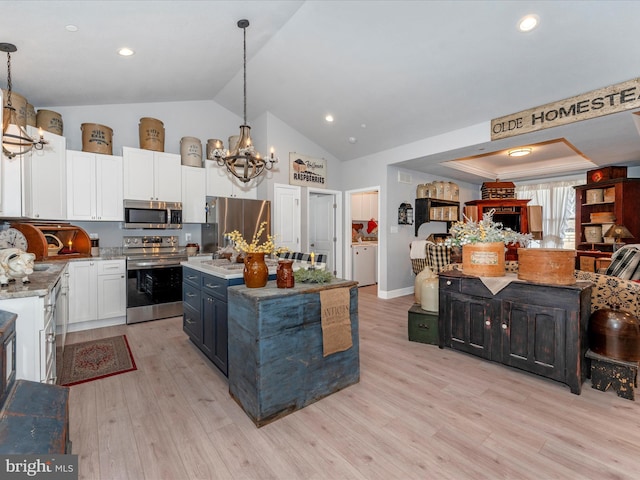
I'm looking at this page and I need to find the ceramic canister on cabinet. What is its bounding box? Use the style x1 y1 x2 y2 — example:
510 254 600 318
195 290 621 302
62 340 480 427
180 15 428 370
180 137 203 167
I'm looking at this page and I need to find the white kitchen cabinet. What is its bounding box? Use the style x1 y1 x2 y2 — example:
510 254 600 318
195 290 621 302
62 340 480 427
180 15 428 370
68 259 126 332
0 152 23 217
67 150 124 221
181 165 206 223
351 192 378 221
352 245 377 286
22 128 67 220
123 146 182 202
204 159 257 199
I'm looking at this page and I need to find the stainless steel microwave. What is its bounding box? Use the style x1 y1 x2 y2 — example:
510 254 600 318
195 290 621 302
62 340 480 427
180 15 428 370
123 200 182 229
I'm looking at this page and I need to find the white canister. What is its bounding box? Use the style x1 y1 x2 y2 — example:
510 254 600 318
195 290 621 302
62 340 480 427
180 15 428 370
180 137 203 167
414 266 433 304
420 276 439 313
586 189 604 204
584 225 602 243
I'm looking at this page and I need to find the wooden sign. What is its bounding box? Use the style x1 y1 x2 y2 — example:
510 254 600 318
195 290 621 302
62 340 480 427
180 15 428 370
491 78 640 140
289 152 326 188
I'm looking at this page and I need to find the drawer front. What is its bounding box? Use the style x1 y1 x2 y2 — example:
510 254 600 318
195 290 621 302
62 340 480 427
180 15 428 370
98 259 125 275
182 282 201 311
183 268 201 287
439 275 461 292
201 273 227 301
408 308 439 345
183 304 202 343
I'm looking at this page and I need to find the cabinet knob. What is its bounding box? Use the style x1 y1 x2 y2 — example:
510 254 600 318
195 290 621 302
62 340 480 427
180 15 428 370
501 323 508 330
446 280 452 286
485 320 490 326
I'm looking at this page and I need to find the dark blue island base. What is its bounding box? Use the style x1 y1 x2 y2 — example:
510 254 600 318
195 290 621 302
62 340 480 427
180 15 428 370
228 279 360 427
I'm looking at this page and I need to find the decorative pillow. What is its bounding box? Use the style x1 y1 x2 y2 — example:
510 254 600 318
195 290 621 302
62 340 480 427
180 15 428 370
605 247 640 280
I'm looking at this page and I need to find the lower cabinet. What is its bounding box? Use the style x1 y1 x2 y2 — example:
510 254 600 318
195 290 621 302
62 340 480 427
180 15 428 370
68 259 126 332
439 270 591 394
182 266 242 377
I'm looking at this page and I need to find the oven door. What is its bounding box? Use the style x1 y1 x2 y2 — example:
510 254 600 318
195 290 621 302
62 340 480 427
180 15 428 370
126 258 184 324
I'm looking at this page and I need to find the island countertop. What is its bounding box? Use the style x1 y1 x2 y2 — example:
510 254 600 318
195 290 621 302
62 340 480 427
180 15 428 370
182 257 278 279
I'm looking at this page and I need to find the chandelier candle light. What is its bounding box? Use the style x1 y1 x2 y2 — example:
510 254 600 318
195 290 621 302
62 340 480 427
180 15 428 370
1 43 47 159
210 20 278 183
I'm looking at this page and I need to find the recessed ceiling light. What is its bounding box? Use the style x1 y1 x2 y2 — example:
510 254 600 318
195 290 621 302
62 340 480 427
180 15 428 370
325 114 334 123
348 137 357 144
508 148 532 157
65 24 78 32
518 15 539 32
118 47 135 57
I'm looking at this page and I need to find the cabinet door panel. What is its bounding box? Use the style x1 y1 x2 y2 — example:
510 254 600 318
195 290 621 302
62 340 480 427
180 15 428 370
68 262 97 323
66 150 96 220
97 274 126 319
123 147 154 200
96 154 123 220
154 152 182 202
502 301 566 380
445 291 493 359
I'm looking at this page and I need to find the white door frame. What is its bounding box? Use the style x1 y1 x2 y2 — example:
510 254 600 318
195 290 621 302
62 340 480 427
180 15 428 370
344 186 380 285
306 187 343 278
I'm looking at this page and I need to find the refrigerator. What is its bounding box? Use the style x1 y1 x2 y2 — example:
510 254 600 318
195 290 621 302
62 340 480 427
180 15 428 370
201 197 271 254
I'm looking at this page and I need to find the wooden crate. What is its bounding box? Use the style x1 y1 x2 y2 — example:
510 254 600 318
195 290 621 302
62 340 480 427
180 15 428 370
408 304 438 344
517 248 576 285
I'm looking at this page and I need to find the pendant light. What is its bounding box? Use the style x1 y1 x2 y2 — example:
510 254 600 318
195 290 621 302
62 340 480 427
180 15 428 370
1 43 47 159
210 20 277 183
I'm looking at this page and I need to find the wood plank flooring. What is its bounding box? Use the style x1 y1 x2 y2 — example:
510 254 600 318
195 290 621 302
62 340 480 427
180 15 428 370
64 285 640 479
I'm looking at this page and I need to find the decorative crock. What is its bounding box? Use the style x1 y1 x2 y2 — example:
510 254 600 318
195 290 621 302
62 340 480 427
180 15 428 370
462 242 505 277
243 252 269 288
588 306 640 362
276 259 295 288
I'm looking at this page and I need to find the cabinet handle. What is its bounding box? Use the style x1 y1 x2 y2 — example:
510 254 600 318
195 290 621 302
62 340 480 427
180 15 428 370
186 293 196 298
418 323 430 329
205 283 219 289
446 280 452 286
185 317 195 325
485 320 490 326
501 323 508 330
187 275 197 280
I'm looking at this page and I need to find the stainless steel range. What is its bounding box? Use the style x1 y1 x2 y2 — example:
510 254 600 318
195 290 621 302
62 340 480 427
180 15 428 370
124 235 187 324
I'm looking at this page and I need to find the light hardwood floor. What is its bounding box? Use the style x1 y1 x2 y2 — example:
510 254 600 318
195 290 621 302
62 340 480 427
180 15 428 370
64 285 640 479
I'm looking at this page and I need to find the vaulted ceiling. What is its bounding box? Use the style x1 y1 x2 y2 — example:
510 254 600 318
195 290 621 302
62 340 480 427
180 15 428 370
3 1 640 182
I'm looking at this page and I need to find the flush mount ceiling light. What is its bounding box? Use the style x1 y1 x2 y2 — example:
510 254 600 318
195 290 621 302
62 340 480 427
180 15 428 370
209 20 277 183
118 47 135 56
518 14 539 32
325 114 334 123
508 148 532 157
1 43 47 159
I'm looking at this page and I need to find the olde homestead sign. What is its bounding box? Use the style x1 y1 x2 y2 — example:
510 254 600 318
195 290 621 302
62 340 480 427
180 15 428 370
491 77 640 140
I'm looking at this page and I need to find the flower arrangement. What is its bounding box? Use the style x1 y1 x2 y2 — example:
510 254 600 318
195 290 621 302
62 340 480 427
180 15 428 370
224 221 288 254
445 209 533 247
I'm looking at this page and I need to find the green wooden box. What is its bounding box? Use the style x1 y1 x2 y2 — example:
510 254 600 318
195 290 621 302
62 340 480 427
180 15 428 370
408 304 438 344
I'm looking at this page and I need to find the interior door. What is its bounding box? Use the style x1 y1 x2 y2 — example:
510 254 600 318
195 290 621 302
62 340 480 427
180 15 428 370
273 184 301 253
309 192 336 274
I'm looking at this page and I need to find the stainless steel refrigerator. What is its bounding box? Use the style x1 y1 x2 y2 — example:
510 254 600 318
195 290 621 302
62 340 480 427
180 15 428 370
201 197 271 254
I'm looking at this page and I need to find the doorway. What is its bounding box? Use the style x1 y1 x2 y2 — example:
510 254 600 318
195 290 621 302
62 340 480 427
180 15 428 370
345 186 380 292
308 188 342 277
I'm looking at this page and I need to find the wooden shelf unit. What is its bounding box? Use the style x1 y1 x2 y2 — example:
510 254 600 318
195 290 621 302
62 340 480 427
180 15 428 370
414 198 460 236
574 179 640 266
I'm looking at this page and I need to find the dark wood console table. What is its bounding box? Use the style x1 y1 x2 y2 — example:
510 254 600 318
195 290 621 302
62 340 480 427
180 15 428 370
438 270 592 394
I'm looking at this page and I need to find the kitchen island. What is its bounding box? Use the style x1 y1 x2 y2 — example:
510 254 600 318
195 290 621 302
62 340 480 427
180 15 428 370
227 279 359 427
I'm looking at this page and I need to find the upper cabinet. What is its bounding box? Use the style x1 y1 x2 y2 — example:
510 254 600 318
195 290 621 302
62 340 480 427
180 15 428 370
352 192 378 220
67 150 123 221
123 147 181 202
205 159 257 199
181 165 206 223
22 128 67 220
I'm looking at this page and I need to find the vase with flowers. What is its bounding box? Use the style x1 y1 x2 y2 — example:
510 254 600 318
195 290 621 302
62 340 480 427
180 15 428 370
445 209 532 277
225 222 288 288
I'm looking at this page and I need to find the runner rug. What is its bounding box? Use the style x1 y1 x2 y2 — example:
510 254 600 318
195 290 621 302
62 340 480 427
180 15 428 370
57 335 137 386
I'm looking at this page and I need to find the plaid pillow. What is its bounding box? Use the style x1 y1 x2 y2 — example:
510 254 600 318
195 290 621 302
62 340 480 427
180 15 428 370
605 247 640 280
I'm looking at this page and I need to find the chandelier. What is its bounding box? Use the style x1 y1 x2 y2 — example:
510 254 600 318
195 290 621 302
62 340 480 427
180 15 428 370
209 20 277 183
1 43 47 159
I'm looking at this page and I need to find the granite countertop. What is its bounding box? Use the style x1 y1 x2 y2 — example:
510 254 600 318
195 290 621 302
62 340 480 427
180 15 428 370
0 261 68 300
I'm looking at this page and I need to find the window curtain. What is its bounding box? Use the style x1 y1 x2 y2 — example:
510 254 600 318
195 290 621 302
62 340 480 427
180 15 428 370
516 180 583 248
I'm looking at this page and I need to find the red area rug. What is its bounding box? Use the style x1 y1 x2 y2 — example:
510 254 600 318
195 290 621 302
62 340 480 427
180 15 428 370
57 335 137 386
